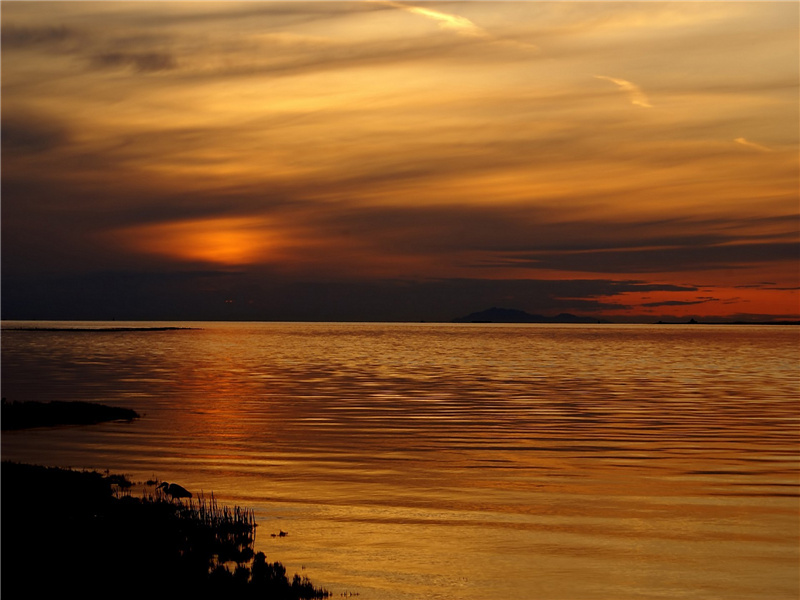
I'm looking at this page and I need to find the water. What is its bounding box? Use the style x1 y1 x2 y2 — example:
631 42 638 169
2 321 798 599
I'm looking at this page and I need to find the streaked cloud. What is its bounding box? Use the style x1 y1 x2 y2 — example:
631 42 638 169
734 137 774 152
492 240 799 274
594 75 653 108
0 24 79 48
381 1 538 51
91 51 177 73
383 1 486 37
1 1 797 322
641 298 715 307
1 108 70 155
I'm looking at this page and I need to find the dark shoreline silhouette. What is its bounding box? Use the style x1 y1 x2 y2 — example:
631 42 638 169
453 307 605 323
655 319 800 325
2 326 198 332
452 307 798 325
1 400 140 430
1 462 330 600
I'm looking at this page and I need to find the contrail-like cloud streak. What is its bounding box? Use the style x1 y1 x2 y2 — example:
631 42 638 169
381 1 538 50
734 137 773 152
383 0 486 37
595 75 653 108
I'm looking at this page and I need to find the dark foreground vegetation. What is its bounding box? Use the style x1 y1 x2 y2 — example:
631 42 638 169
1 462 329 600
2 326 196 332
1 399 140 430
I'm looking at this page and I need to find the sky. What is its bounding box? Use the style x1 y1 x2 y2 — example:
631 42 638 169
2 1 798 322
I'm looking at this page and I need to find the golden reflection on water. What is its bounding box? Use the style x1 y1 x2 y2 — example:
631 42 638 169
2 322 798 599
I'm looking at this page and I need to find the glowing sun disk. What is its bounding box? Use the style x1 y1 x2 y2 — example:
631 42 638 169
118 217 274 266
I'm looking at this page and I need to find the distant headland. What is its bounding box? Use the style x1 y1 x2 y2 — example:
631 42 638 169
655 318 800 325
1 326 197 332
1 400 140 430
452 308 799 325
453 307 606 324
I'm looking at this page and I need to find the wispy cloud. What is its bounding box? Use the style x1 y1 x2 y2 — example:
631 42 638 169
2 1 797 321
1 108 70 155
640 298 715 307
383 1 486 38
594 75 653 108
92 51 177 73
734 137 773 152
1 24 79 48
381 1 538 50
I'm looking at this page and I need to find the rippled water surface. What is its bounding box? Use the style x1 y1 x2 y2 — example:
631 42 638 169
2 322 798 599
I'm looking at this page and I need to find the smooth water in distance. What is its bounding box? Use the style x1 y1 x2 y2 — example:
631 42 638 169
2 322 798 599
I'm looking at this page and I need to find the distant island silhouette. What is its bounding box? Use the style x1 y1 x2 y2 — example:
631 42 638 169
453 307 606 324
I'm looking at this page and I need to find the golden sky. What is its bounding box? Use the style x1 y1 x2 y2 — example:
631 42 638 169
2 1 798 321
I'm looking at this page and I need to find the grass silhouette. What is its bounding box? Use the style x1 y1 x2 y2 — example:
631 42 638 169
1 462 329 599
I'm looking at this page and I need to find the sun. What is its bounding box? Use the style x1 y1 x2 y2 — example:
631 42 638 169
115 217 274 266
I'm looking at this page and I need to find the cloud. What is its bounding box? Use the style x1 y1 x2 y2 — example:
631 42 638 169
640 299 715 307
2 18 178 75
734 282 800 291
493 240 799 274
1 109 70 154
734 281 776 289
1 24 79 48
383 1 486 37
112 217 277 266
2 1 797 322
734 137 773 152
594 75 653 108
380 1 537 51
92 51 177 73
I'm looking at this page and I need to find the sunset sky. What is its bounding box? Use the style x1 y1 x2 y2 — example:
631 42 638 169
2 1 798 322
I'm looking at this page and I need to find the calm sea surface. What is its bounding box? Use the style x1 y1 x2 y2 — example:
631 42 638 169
2 321 798 599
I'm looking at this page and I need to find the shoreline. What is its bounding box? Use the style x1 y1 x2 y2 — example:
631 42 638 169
1 402 333 598
1 326 198 332
1 461 330 599
1 400 140 431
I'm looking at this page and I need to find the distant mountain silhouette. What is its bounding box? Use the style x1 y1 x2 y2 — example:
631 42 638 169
453 307 604 324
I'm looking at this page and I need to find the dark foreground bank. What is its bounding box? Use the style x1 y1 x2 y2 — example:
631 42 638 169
1 399 140 430
1 462 329 600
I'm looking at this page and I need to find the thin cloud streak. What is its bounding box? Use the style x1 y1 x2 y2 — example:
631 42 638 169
734 137 774 152
594 75 653 108
381 1 538 50
384 1 485 37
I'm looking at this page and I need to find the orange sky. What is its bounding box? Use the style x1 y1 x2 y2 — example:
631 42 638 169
2 1 798 321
